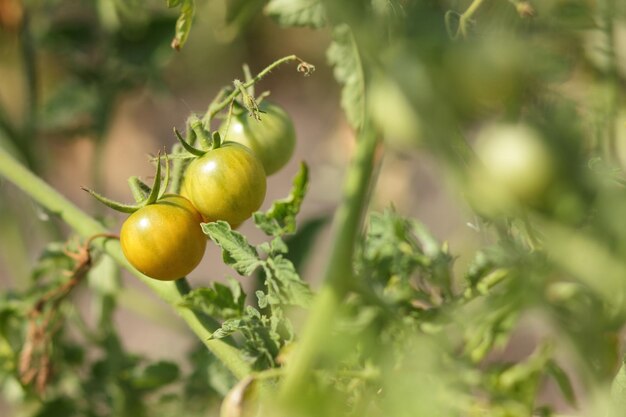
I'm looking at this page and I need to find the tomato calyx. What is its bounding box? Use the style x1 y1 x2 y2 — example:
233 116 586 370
174 117 226 158
82 152 171 213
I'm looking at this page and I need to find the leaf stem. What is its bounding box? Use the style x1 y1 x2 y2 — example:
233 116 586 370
447 0 487 39
202 55 313 124
0 146 251 380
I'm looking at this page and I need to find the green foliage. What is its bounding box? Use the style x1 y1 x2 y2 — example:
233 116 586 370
327 24 365 130
265 0 327 28
202 222 262 276
4 0 626 416
183 167 312 368
169 0 195 50
253 162 309 236
180 277 246 320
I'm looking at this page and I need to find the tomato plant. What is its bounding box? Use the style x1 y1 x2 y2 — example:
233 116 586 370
220 101 296 175
120 194 206 281
180 142 267 228
3 1 626 417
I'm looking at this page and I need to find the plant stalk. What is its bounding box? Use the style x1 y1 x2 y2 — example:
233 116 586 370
278 124 379 402
202 55 312 124
0 146 251 380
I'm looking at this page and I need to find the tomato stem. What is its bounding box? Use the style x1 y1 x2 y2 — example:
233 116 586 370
189 115 211 149
242 63 254 97
211 131 222 149
144 151 163 205
446 0 486 40
202 55 314 124
278 122 380 403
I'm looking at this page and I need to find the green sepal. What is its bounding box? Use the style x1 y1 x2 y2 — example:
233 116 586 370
158 153 170 200
81 187 141 213
144 152 163 206
84 152 168 213
174 127 206 157
128 176 151 203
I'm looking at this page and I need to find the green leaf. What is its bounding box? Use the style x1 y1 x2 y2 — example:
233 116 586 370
167 0 183 7
185 345 237 399
203 221 263 276
39 80 99 132
210 318 246 340
263 256 312 307
31 241 74 282
253 163 309 237
130 361 180 390
171 0 195 50
327 24 365 130
33 397 77 417
180 277 246 320
546 360 577 407
226 0 266 25
265 0 327 28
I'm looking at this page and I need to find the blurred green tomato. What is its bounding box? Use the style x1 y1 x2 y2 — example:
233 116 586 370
220 101 296 176
368 75 422 149
471 124 554 214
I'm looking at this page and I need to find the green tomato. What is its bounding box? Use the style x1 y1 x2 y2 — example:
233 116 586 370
220 101 296 175
181 142 267 228
120 195 206 281
474 123 554 208
368 75 422 148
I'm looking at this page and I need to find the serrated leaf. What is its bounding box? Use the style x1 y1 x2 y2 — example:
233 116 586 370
269 238 289 254
327 24 365 130
180 278 246 320
253 163 309 237
256 290 268 309
171 0 195 50
210 318 246 339
263 256 312 307
265 0 326 28
203 221 262 276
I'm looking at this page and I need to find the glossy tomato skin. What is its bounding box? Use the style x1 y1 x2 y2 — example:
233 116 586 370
120 195 206 281
181 142 266 228
220 101 295 176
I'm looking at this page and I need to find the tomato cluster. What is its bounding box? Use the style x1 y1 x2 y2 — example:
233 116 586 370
85 100 295 281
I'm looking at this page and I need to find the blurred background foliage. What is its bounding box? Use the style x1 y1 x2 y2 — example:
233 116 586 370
1 0 626 416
